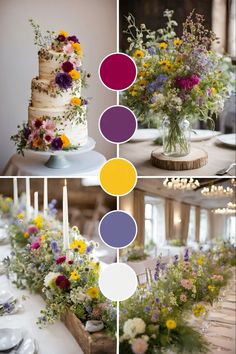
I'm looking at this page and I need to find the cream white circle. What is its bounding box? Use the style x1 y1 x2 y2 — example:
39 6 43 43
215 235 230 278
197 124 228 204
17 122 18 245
98 263 138 301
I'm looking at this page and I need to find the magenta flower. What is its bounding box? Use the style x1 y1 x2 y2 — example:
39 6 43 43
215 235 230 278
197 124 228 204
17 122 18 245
27 225 39 234
33 118 43 129
174 74 200 90
43 132 54 145
68 35 79 43
51 137 63 150
55 275 70 290
62 61 74 73
56 256 66 264
57 34 66 42
31 241 40 250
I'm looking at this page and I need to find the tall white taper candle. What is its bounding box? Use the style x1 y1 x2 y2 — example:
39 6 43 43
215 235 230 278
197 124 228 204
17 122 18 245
13 178 18 207
43 178 48 217
25 178 31 221
34 191 38 219
63 179 69 251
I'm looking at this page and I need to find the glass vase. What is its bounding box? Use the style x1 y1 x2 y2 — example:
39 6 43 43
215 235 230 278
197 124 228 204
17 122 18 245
162 116 190 157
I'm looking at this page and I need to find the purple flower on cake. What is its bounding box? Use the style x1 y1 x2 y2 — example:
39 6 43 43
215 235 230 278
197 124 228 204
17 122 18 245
57 34 66 42
55 275 70 290
61 61 74 73
174 74 200 90
51 137 63 150
27 225 39 234
63 43 74 54
23 126 31 139
68 35 79 43
55 72 72 90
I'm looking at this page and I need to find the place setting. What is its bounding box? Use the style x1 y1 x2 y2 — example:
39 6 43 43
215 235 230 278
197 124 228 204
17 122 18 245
0 328 37 354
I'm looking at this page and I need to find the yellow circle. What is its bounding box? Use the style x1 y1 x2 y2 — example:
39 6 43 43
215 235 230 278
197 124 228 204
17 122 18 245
99 158 137 196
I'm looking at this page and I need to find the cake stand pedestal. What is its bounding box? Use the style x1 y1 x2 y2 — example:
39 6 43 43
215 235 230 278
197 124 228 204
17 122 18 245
24 137 96 169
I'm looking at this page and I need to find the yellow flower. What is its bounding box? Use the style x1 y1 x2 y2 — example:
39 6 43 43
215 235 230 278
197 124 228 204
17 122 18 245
159 42 168 50
34 214 43 229
208 285 215 292
17 212 24 220
70 97 82 106
72 42 82 55
193 304 206 318
159 59 170 66
176 56 182 65
197 256 205 266
143 62 151 68
134 49 145 59
69 69 81 80
60 134 71 148
129 85 139 96
211 87 217 95
70 239 87 254
70 270 80 280
166 319 177 330
24 232 29 239
86 287 99 299
90 261 100 274
59 30 68 37
32 137 44 149
41 234 46 241
138 79 147 88
161 307 169 315
174 38 183 46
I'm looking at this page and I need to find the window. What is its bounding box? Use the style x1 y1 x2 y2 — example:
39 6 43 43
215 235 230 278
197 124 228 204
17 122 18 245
144 195 165 248
226 216 236 245
187 206 196 245
199 209 208 244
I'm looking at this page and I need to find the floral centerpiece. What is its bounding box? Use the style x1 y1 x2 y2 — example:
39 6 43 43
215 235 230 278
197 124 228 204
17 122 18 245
122 10 234 156
0 195 14 219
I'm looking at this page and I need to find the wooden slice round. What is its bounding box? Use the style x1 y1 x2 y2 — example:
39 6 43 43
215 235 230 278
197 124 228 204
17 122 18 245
151 147 208 170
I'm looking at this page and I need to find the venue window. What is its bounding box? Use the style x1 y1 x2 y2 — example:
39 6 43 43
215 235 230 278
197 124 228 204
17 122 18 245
200 209 208 244
144 196 165 248
226 215 236 245
187 206 196 245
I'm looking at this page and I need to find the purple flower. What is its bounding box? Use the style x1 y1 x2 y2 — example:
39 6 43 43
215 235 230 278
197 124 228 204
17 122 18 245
86 245 93 253
57 34 66 42
184 248 189 262
155 297 160 304
147 47 156 56
61 61 74 73
51 137 63 150
23 126 31 139
144 306 150 312
55 72 72 90
68 35 79 43
50 240 60 253
147 75 168 93
83 99 88 105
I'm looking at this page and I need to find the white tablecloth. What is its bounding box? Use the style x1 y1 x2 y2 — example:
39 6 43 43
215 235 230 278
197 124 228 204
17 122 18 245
3 151 106 176
0 242 83 354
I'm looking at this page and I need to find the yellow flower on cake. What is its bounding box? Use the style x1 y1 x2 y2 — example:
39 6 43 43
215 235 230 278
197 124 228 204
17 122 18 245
174 38 183 46
86 287 99 299
159 42 168 49
70 239 87 254
59 30 68 37
134 49 145 59
60 134 71 148
32 137 44 149
69 69 81 80
166 319 177 330
70 97 82 106
72 42 82 55
70 270 80 280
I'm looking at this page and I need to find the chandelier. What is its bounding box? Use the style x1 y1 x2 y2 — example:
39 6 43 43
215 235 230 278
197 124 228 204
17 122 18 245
231 179 236 187
163 178 200 191
212 207 236 215
201 185 234 197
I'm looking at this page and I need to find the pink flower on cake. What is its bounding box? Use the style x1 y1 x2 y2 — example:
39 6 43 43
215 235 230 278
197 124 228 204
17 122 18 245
63 43 74 55
43 131 55 145
42 120 56 131
131 338 148 354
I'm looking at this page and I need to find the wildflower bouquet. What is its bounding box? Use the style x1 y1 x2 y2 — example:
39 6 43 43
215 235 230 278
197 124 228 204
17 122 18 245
122 10 234 156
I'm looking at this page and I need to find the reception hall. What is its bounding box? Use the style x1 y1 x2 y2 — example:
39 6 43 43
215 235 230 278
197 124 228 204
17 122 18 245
0 177 117 354
120 177 236 354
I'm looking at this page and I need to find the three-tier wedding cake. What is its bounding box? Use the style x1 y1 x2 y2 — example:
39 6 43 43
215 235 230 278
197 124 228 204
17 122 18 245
12 21 90 152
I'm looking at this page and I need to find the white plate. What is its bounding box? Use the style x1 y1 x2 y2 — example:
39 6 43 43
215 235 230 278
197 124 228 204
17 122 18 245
0 290 14 305
190 129 220 142
217 134 236 147
0 328 22 351
130 129 160 141
18 336 35 354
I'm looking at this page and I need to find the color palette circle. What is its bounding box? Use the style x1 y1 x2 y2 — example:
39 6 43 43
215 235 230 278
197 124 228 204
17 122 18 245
99 158 137 196
99 105 137 144
99 52 137 91
98 263 138 301
99 211 137 248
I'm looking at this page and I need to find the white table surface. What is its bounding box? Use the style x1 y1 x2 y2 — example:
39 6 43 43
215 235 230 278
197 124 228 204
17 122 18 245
0 238 84 354
3 151 106 177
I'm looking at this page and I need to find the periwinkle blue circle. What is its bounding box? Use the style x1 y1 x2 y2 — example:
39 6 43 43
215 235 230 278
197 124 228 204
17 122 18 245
99 211 137 249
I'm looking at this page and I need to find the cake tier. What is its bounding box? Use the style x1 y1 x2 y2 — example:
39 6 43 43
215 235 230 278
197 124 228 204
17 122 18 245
39 49 65 80
31 78 81 108
28 105 88 147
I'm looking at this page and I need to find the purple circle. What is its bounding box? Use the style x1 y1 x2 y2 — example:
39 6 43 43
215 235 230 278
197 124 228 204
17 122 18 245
99 211 137 248
99 53 137 91
99 106 137 143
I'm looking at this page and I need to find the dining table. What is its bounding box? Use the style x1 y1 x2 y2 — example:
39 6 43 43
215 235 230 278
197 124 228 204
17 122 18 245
120 134 236 176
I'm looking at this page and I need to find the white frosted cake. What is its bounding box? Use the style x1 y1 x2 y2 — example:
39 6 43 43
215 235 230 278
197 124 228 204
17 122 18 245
12 23 90 152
